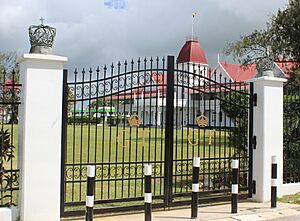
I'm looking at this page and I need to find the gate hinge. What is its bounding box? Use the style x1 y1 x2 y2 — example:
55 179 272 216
252 136 257 149
252 180 256 194
253 93 257 106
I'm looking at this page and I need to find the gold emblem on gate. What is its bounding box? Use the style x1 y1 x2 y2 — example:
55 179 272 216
128 113 141 127
188 129 199 146
117 129 129 148
196 115 208 127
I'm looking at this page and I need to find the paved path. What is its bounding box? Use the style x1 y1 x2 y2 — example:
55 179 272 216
63 202 300 221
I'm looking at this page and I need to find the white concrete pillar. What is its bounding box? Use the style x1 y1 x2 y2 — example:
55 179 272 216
249 76 287 202
18 54 67 221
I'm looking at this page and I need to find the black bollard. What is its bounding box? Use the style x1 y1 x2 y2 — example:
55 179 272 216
86 165 95 221
144 164 152 221
271 156 277 208
191 157 200 219
231 159 239 214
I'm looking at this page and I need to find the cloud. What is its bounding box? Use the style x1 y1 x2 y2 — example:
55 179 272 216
0 0 289 70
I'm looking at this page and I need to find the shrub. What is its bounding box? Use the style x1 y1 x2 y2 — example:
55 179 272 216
0 129 17 206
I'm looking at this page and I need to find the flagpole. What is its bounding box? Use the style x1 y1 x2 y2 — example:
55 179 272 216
192 12 196 40
192 15 194 39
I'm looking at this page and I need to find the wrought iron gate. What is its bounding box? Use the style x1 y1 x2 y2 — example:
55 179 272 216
61 56 253 216
283 79 300 183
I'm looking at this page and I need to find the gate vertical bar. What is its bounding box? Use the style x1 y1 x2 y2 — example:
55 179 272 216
60 69 68 216
248 82 254 198
164 55 175 207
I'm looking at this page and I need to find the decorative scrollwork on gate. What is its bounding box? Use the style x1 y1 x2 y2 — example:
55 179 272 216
176 73 201 87
174 159 235 175
65 163 163 181
68 70 165 100
0 170 19 206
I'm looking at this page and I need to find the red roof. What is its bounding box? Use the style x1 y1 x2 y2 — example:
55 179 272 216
3 79 20 91
275 61 297 78
177 39 208 64
219 62 257 82
220 60 298 81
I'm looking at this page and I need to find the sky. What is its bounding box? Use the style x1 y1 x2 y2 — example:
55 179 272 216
0 0 289 70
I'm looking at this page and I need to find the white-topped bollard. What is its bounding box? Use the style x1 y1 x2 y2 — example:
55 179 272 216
18 54 68 221
0 208 12 221
271 156 277 208
191 157 200 219
86 165 96 221
231 159 239 214
144 164 152 221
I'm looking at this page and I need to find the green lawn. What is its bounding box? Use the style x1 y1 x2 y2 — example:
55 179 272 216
65 125 236 164
0 124 236 167
279 194 300 204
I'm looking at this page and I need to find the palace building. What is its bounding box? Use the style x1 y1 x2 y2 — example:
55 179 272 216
114 37 292 127
74 37 294 128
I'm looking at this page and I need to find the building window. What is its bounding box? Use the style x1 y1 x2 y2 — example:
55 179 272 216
219 111 223 123
212 111 216 122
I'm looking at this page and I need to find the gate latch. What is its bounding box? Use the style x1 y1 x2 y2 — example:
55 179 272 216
253 93 257 106
253 180 256 194
252 136 257 149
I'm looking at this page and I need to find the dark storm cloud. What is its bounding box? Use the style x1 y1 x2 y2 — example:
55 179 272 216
0 0 288 70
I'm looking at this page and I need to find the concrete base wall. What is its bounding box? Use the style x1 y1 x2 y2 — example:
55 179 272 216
281 183 300 196
0 207 19 221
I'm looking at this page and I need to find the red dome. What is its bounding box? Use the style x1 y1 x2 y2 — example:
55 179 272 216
177 39 208 64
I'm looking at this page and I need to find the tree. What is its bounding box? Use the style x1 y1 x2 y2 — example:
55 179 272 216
67 86 76 112
283 80 300 182
221 92 248 156
89 97 120 110
0 51 20 124
225 0 300 67
0 129 17 206
0 51 19 82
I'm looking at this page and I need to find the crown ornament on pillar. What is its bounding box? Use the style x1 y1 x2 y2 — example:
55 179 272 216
255 48 275 77
28 17 56 54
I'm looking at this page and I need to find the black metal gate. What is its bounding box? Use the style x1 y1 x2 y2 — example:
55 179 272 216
283 79 300 183
61 56 253 216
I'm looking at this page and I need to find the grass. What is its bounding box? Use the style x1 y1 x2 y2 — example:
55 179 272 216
65 125 237 164
279 193 300 205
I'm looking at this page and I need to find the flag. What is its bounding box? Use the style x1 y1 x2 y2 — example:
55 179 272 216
192 12 197 17
104 0 127 9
